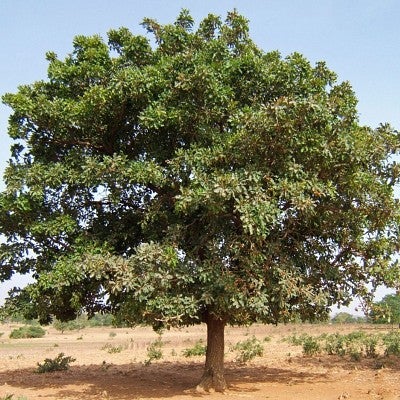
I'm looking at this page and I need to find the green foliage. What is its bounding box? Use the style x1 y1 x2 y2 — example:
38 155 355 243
52 313 115 332
331 312 366 324
9 325 46 339
370 294 400 325
301 335 321 356
231 336 264 363
324 333 346 356
144 337 164 365
53 318 86 332
182 339 207 357
382 331 400 356
36 353 76 373
284 333 310 346
287 331 391 359
1 8 399 362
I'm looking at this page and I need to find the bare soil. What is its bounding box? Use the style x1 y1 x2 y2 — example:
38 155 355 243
0 323 399 400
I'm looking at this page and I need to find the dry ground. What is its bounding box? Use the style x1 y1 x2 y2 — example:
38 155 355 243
0 323 399 400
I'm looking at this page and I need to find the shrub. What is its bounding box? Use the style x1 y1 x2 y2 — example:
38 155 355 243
36 353 76 373
363 335 379 358
382 331 400 356
284 333 310 346
288 331 384 360
302 335 320 356
182 340 207 357
9 326 46 339
144 337 164 365
324 333 346 356
101 343 123 353
231 336 264 363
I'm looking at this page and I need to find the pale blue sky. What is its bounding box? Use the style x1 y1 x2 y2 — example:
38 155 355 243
0 0 399 308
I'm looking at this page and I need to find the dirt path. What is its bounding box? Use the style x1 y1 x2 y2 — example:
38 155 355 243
0 323 399 399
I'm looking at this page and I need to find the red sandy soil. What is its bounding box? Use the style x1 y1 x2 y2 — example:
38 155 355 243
0 323 399 400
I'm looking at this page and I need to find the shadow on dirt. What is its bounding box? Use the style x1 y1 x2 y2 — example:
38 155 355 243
1 355 399 399
0 360 325 399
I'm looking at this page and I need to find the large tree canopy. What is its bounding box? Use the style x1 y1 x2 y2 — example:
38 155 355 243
1 10 400 390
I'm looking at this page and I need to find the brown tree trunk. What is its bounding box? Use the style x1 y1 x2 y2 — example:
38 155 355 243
196 312 227 392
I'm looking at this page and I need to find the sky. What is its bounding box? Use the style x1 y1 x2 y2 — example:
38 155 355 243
0 0 399 310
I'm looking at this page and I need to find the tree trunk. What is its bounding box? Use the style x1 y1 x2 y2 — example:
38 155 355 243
196 312 227 392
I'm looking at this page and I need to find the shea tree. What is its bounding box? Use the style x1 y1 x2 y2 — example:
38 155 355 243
1 10 400 391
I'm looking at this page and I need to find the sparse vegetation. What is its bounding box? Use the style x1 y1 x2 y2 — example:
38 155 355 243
231 336 264 363
286 330 400 360
301 335 321 356
182 340 207 357
36 353 76 373
382 331 400 356
101 343 123 354
144 337 164 365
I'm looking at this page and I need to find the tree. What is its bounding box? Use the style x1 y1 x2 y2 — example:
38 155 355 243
1 10 400 391
370 294 400 327
331 312 365 324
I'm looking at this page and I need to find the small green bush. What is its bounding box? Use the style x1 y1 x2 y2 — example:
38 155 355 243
36 353 76 373
284 333 310 346
324 333 346 356
302 335 320 356
364 335 379 358
9 326 46 339
182 340 207 357
144 337 164 365
287 330 390 360
232 336 264 363
382 331 400 356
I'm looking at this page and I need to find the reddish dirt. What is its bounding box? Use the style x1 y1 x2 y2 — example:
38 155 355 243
0 323 399 399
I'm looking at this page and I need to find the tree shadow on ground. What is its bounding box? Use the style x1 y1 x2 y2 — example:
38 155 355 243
0 360 326 399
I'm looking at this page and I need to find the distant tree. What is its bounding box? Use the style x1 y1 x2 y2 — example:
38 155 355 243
370 294 400 327
331 312 365 324
1 10 400 391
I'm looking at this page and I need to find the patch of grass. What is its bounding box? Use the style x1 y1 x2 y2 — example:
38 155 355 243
36 353 76 373
9 326 46 339
0 395 29 400
231 336 264 363
182 339 206 357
